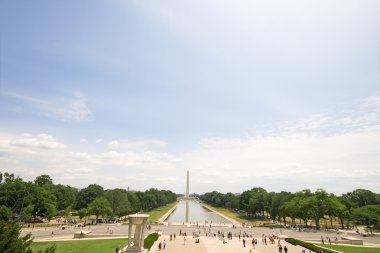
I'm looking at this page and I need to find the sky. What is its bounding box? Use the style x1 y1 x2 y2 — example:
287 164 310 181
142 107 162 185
0 0 379 195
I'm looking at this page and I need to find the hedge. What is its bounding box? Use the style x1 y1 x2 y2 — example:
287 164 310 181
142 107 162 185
285 238 338 253
263 224 284 229
144 232 159 250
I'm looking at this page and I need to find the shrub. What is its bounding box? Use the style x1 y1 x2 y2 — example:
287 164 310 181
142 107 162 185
263 224 284 229
285 238 337 253
144 232 159 250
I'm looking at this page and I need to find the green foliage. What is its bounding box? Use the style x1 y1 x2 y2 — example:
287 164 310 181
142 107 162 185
0 174 30 216
76 184 104 210
78 208 87 220
0 205 33 253
268 191 292 223
104 188 131 217
285 238 336 253
0 220 33 253
34 175 53 187
262 223 284 228
87 197 112 219
352 205 380 232
135 188 177 212
0 205 12 221
53 184 77 212
144 233 159 250
0 205 55 253
29 185 58 220
201 187 380 230
346 189 379 208
239 188 268 216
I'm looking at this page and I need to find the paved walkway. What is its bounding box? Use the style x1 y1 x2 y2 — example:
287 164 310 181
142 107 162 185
154 235 303 253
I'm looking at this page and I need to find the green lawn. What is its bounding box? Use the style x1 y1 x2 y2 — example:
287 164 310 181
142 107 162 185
145 201 178 222
316 244 380 253
201 203 266 226
31 238 127 253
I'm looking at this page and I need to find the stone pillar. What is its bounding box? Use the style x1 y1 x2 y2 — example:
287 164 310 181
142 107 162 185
126 214 149 253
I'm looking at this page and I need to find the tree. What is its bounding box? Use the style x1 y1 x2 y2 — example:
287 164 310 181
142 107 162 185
34 175 53 187
347 189 378 208
225 192 239 209
88 197 111 220
304 189 329 230
0 205 55 253
239 188 268 216
76 184 104 210
53 184 77 212
78 208 88 221
28 185 57 221
126 192 141 213
0 176 30 216
352 205 380 234
104 189 131 217
138 192 157 211
325 196 347 229
269 191 292 224
282 199 298 225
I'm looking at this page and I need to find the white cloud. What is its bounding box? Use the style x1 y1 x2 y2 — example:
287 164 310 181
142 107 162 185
108 140 119 148
106 138 167 150
80 138 88 143
8 133 65 150
96 138 103 143
0 95 379 194
184 125 380 194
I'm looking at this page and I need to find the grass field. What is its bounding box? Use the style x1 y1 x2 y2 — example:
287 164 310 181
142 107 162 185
145 201 178 222
31 238 128 253
315 243 380 253
201 203 267 226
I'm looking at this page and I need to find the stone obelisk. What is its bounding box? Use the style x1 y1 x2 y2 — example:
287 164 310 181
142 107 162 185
185 170 189 197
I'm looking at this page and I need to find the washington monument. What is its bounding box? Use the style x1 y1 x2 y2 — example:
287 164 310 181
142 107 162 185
185 170 189 197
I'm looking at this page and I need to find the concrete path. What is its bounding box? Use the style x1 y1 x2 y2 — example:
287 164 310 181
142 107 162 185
155 235 305 253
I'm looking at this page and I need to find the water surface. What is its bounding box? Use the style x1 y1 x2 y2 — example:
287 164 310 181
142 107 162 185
165 199 231 224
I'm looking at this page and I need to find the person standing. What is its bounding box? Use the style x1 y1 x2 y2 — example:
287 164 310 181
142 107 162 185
284 245 288 253
184 236 186 245
243 238 246 247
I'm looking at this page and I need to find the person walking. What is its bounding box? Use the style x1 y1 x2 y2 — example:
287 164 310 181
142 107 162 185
284 245 288 253
243 239 246 247
184 236 186 245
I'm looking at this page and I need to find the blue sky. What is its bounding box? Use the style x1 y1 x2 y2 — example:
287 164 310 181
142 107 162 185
0 0 379 194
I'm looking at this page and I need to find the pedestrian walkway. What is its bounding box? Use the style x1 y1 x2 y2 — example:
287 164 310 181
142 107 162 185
154 235 308 253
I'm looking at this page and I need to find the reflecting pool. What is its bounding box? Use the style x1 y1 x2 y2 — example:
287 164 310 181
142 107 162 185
165 199 231 224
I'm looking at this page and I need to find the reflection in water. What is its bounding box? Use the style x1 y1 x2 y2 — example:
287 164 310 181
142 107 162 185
186 201 189 222
165 199 231 224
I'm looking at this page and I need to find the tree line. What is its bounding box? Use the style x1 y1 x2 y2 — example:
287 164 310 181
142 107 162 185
200 187 380 232
0 172 177 223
